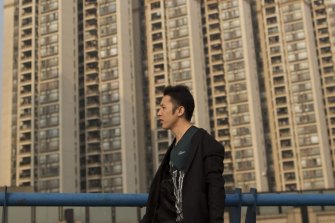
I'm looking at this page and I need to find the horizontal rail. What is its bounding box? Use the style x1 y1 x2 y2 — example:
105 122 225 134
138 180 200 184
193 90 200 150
1 192 335 207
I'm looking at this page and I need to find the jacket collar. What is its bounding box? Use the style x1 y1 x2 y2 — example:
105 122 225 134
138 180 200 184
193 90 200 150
163 128 205 175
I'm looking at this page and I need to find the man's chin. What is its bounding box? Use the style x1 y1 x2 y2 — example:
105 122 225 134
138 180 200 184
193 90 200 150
160 125 168 129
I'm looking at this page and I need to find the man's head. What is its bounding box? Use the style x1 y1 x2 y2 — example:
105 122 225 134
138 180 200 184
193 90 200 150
157 85 195 130
162 85 195 122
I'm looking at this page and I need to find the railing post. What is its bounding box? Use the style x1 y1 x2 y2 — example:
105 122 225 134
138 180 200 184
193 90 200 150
300 206 309 223
1 186 8 223
58 206 64 222
111 207 116 223
229 188 242 223
137 207 142 222
31 207 36 223
245 188 257 223
85 207 90 223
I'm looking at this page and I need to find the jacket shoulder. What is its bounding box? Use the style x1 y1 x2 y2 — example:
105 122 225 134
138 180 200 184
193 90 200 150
194 128 224 156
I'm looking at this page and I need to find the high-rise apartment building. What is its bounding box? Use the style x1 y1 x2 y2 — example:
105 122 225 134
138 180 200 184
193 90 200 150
79 0 146 193
257 0 334 191
145 0 210 168
310 0 335 177
0 0 147 193
203 0 269 192
1 0 79 192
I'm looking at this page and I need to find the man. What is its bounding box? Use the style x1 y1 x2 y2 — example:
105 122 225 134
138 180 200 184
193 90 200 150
140 85 225 223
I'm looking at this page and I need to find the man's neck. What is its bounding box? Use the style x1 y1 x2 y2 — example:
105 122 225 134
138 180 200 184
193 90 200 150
171 121 192 144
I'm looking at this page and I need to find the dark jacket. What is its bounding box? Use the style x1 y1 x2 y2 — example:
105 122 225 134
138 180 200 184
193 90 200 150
140 128 225 223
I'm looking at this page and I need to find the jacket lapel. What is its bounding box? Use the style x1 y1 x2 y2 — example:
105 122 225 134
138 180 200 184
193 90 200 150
183 128 204 176
152 138 175 201
161 138 176 173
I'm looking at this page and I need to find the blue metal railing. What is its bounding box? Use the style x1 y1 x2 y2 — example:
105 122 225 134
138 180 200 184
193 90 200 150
1 188 335 222
2 191 335 206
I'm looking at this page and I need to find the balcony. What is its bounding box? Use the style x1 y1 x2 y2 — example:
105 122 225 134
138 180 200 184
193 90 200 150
275 96 287 105
151 22 162 31
85 40 98 51
19 145 31 155
22 7 32 17
87 143 100 153
151 12 161 22
153 64 164 73
152 32 162 42
86 120 100 130
85 1 97 9
20 65 32 73
85 17 97 29
22 0 32 5
21 18 32 28
86 109 100 119
20 76 32 84
153 43 163 52
87 167 101 177
20 110 33 120
85 55 98 63
154 75 165 84
21 29 32 39
21 44 32 51
86 134 100 143
216 107 228 117
85 30 98 40
20 122 32 131
86 87 99 96
85 66 99 74
19 157 31 167
157 130 168 140
85 72 99 84
265 0 275 4
19 132 31 142
19 170 31 179
20 85 32 95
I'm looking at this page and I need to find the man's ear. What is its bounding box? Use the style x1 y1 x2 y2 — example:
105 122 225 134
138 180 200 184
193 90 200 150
177 106 185 117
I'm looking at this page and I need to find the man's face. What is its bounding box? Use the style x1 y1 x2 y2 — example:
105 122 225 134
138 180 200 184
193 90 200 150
157 95 180 130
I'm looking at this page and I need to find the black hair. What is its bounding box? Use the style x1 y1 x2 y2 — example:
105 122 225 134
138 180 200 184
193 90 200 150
163 85 195 121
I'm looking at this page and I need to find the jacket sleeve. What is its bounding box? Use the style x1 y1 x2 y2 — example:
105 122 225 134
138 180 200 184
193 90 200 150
203 134 225 223
139 146 172 223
